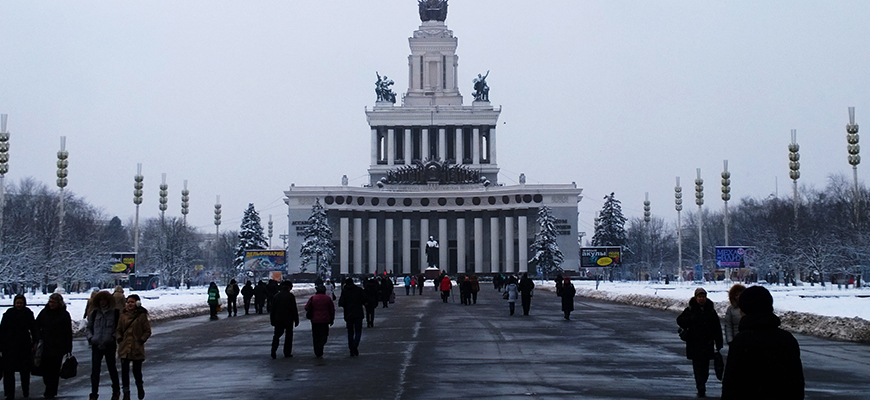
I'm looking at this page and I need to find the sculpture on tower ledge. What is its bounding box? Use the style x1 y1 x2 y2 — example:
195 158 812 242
472 71 490 102
418 0 448 22
375 72 397 103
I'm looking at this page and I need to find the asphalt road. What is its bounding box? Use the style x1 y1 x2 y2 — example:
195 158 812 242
20 283 870 400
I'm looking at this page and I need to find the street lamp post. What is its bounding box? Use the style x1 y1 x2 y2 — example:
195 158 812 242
56 137 69 290
847 107 860 224
722 160 732 282
181 180 190 226
789 130 801 283
0 114 9 254
695 169 704 282
214 196 221 239
643 193 651 281
133 164 143 257
268 215 274 249
675 177 683 283
159 173 168 222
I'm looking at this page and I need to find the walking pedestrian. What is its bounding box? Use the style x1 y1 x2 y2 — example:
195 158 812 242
304 286 335 358
505 276 518 315
554 274 563 297
325 279 336 301
404 275 412 296
379 276 393 308
560 277 576 320
225 279 240 317
241 281 254 315
721 285 804 399
677 288 723 398
363 277 379 327
270 281 299 359
112 286 126 311
439 273 452 303
34 293 73 399
459 276 471 305
470 275 480 304
1 294 36 400
116 294 152 400
254 281 267 314
416 274 425 295
338 278 367 356
206 282 220 321
723 284 745 346
518 273 535 315
86 291 120 400
265 279 279 313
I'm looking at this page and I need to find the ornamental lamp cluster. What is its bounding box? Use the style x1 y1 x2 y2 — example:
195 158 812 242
789 130 800 181
57 137 68 190
214 195 222 234
847 107 860 167
181 180 190 223
643 193 651 222
694 170 704 207
0 114 9 175
159 173 168 217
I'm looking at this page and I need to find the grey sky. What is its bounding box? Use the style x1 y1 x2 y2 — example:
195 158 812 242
1 1 869 244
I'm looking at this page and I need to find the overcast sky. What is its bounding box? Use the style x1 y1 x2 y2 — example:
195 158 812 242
2 1 869 245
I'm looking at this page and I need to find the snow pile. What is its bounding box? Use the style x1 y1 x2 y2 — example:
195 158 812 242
779 312 870 343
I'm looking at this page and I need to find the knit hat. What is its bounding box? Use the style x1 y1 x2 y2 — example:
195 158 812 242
738 285 774 315
694 287 707 297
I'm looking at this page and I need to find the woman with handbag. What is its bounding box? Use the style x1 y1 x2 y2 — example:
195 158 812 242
676 288 723 398
0 294 37 400
34 293 72 399
116 294 151 400
86 291 120 400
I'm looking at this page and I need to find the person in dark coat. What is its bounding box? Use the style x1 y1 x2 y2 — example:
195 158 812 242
265 279 279 313
378 276 393 308
721 286 804 400
34 293 73 399
469 275 480 305
677 288 723 398
304 286 335 358
458 276 471 305
363 277 380 327
254 281 267 314
1 294 37 399
241 281 255 315
416 274 425 295
560 277 576 320
270 281 299 359
518 273 535 315
86 291 120 400
206 282 220 320
554 274 563 297
338 278 367 356
225 279 240 317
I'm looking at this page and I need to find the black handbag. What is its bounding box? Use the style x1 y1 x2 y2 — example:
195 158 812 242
713 350 724 381
60 354 77 379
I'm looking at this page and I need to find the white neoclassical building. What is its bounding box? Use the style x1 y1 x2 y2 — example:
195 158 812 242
284 2 582 278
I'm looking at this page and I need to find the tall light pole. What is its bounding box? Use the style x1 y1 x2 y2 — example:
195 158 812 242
133 164 143 257
643 192 651 281
695 169 704 281
181 180 190 226
159 173 168 222
675 177 683 283
847 107 860 224
268 215 274 249
722 160 732 282
0 114 9 254
788 129 801 284
56 137 69 290
214 195 221 239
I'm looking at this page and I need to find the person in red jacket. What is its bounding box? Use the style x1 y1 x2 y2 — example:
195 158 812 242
304 286 336 358
439 272 452 303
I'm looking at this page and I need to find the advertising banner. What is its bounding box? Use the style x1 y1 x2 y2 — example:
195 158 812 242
244 250 287 271
580 247 621 268
715 246 756 269
110 252 136 274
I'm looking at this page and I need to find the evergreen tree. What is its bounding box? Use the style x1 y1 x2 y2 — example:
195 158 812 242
234 203 268 270
592 192 627 247
300 198 335 278
529 206 564 279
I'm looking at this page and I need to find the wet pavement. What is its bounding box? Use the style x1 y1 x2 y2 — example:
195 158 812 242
22 283 870 400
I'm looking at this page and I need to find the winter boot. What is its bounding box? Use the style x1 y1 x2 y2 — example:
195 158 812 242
89 394 99 400
137 385 145 400
123 391 131 400
111 391 121 400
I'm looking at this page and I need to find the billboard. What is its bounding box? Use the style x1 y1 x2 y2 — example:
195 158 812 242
580 247 621 268
110 252 136 274
244 250 287 271
715 246 756 269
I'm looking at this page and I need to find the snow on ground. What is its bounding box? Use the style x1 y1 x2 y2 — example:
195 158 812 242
1 280 868 342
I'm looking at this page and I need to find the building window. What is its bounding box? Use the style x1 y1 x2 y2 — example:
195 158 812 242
462 127 473 164
480 127 490 164
377 128 387 164
412 128 422 162
445 127 456 163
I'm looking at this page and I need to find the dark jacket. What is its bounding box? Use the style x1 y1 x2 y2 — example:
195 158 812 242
363 279 380 308
721 313 804 400
676 297 723 360
0 306 37 371
518 277 535 298
270 290 299 327
35 305 73 358
241 282 254 300
266 280 279 299
338 282 367 321
254 282 267 301
378 278 393 302
225 282 240 298
305 294 335 324
560 282 576 312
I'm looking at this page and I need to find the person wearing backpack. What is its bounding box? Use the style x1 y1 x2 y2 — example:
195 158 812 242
87 291 120 400
225 279 240 317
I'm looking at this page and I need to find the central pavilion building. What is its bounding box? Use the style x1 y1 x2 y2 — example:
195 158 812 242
284 2 582 278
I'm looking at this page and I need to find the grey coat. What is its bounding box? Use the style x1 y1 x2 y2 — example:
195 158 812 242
723 305 742 344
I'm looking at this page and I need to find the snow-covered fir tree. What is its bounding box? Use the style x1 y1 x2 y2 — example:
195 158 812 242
300 198 335 278
592 192 627 247
233 203 268 271
529 205 564 279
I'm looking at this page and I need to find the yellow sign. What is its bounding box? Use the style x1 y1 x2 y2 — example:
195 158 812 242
111 263 128 273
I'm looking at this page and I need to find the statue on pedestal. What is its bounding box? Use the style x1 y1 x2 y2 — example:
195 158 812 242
426 236 439 268
418 0 448 22
375 72 396 103
472 71 490 101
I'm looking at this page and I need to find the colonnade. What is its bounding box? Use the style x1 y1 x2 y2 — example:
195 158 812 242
373 126 496 166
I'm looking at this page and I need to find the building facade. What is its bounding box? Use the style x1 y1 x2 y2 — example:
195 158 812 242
284 3 582 278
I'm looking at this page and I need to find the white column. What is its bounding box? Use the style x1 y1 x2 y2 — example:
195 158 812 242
368 217 377 274
387 128 395 165
518 214 528 273
474 217 483 273
354 217 363 275
385 216 394 274
422 128 430 161
340 217 349 275
404 128 412 166
439 216 448 272
489 127 496 165
438 128 446 161
371 128 378 166
455 128 463 163
457 216 466 274
490 215 500 274
505 216 514 273
402 217 411 274
472 128 480 165
420 217 430 272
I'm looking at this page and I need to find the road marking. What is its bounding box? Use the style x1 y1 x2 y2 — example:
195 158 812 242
394 320 421 400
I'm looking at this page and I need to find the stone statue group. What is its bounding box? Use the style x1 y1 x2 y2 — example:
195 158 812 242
375 72 397 103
